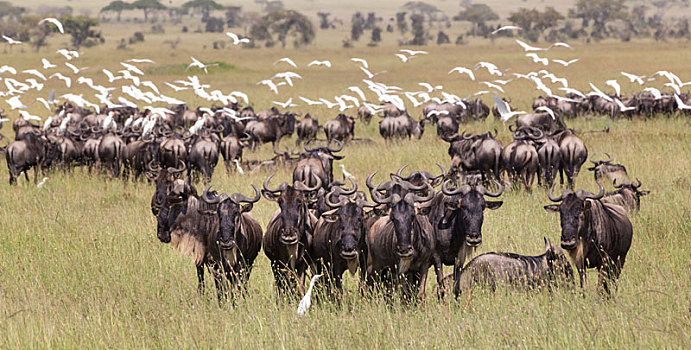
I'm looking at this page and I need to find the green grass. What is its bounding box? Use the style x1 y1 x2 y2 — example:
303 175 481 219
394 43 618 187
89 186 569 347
0 22 691 348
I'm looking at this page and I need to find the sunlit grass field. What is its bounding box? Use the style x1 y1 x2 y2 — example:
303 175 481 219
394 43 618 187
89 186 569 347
0 30 690 348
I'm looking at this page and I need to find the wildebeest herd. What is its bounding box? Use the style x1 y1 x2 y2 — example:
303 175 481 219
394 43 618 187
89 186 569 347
2 91 652 304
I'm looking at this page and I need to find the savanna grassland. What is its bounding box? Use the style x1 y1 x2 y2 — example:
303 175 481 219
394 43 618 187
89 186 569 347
1 6 691 348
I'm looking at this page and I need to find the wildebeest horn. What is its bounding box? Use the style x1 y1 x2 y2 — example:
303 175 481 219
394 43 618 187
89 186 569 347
508 124 516 132
230 184 261 204
632 178 642 189
461 130 475 140
613 179 624 189
327 139 343 153
477 181 503 197
337 177 358 196
142 133 154 142
442 179 471 196
404 181 434 204
548 183 566 202
147 159 161 172
167 160 186 174
578 181 605 200
294 176 322 192
605 153 613 163
402 178 428 192
304 139 317 152
325 186 349 208
201 185 222 204
263 174 288 193
366 172 378 190
395 164 409 178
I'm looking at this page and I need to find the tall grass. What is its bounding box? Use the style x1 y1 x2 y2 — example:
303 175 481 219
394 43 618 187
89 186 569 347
0 35 690 348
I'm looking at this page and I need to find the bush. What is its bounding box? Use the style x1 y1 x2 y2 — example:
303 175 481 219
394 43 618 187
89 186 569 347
205 16 224 33
150 24 164 33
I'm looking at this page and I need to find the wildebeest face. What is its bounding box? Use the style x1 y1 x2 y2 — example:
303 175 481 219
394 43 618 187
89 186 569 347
390 200 415 258
216 200 241 249
265 187 305 245
332 203 364 259
151 170 170 216
544 194 587 250
440 190 502 246
156 204 172 243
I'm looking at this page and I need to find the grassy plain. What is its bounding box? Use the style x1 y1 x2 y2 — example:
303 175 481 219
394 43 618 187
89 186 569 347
0 15 690 349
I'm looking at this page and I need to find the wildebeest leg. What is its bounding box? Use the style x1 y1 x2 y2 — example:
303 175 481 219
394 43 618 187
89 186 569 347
432 253 445 299
559 167 564 185
417 265 430 300
453 263 463 299
537 166 543 186
196 265 205 295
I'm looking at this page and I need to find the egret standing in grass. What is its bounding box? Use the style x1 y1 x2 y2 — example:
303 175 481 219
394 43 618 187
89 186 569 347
297 274 322 316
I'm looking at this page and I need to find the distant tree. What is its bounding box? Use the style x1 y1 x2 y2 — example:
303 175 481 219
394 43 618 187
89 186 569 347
182 0 223 22
19 15 51 52
568 0 628 38
263 1 284 13
351 12 365 41
317 12 330 29
453 4 499 35
100 1 133 22
403 1 440 18
225 6 243 27
371 25 382 42
534 7 564 32
132 0 166 22
507 8 539 32
62 16 103 49
409 13 426 45
0 1 25 20
364 12 377 29
436 30 449 44
396 12 408 33
205 16 224 32
249 10 314 48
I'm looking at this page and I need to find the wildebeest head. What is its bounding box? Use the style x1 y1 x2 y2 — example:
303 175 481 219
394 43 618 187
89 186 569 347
439 179 503 246
150 161 186 216
262 174 321 245
544 182 605 250
367 171 434 257
587 153 629 184
611 178 649 209
201 185 261 250
322 180 376 259
156 178 192 243
543 237 574 283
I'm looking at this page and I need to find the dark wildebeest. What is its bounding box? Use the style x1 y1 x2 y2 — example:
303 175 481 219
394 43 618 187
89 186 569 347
324 113 355 143
187 132 220 183
434 114 458 138
159 134 187 170
5 133 56 185
544 182 633 294
587 153 630 186
456 238 573 294
357 104 373 125
554 129 588 189
379 113 422 140
428 180 503 298
502 127 540 191
467 98 490 121
97 133 125 177
262 175 322 297
602 178 649 213
293 140 343 190
296 114 320 146
150 162 186 216
516 112 567 134
122 134 160 181
220 135 245 173
365 172 436 300
534 133 561 187
244 112 296 150
310 180 376 295
444 130 503 183
198 185 263 296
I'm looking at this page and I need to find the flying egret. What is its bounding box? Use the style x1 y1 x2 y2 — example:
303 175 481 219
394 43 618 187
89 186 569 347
673 94 691 110
225 32 250 45
399 49 428 56
620 72 645 85
299 96 322 106
491 26 522 35
493 94 526 122
297 274 322 316
359 67 386 79
56 48 79 60
448 66 475 80
350 58 368 69
614 99 635 112
258 79 280 94
480 81 505 93
2 35 22 48
186 56 218 74
0 65 17 74
394 53 415 63
515 39 549 52
643 87 662 100
552 59 579 67
307 60 331 68
605 80 621 97
272 98 297 109
273 57 297 68
41 58 56 69
550 42 573 49
38 18 64 34
526 53 549 66
22 69 47 81
65 62 87 75
535 106 556 120
6 96 27 109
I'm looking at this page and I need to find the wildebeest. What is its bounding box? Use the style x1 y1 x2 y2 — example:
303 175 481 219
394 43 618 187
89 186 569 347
516 112 567 134
587 153 630 186
602 178 649 213
244 112 296 149
553 129 588 188
456 238 573 294
159 134 187 170
262 175 322 297
428 180 503 298
357 104 373 125
379 113 423 140
198 185 263 295
310 180 376 295
295 114 320 145
324 113 355 143
97 133 124 177
122 134 160 181
544 182 633 293
502 127 540 191
5 133 57 185
187 131 220 183
365 172 436 300
534 133 561 187
444 130 503 183
293 140 343 190
219 135 245 173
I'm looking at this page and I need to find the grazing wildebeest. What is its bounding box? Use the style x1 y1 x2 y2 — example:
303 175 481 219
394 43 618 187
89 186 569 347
456 238 573 294
199 185 263 295
428 180 503 298
296 114 320 145
554 129 588 189
5 133 57 185
544 182 633 294
602 178 649 213
244 112 296 149
310 180 376 295
324 113 355 143
262 175 322 297
587 153 630 186
365 172 436 300
293 140 343 190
